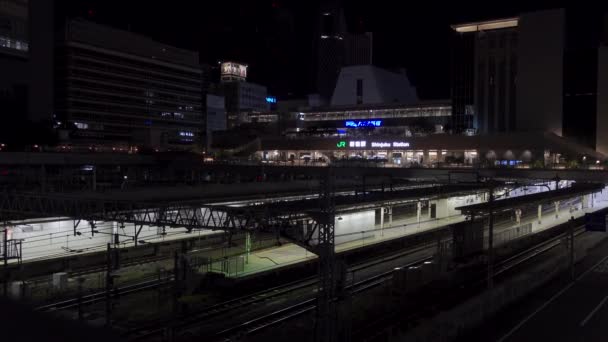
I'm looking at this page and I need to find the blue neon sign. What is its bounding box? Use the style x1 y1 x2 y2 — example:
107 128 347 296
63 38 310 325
266 96 277 104
345 120 382 128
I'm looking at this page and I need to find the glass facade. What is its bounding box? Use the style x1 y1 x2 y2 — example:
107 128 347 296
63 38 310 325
300 104 451 121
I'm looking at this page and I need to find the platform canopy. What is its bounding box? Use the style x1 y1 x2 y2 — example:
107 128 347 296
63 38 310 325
455 182 604 215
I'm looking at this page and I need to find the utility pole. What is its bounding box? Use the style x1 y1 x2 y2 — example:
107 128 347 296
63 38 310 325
2 226 7 297
570 216 575 280
3 227 7 267
77 277 85 321
487 182 495 290
105 243 113 327
315 167 337 342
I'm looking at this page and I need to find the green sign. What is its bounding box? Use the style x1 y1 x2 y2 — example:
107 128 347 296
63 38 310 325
336 141 346 148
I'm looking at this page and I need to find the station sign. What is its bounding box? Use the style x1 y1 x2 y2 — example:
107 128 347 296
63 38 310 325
337 140 411 149
345 120 382 128
370 141 410 148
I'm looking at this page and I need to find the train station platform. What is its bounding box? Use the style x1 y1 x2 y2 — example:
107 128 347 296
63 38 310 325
224 191 608 279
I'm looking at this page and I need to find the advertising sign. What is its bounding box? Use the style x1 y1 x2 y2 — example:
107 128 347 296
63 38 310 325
345 120 382 128
221 62 247 79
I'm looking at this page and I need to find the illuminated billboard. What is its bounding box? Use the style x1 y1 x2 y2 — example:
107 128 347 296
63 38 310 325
345 120 382 128
221 62 247 80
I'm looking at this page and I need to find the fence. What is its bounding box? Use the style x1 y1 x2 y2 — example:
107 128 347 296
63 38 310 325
491 222 533 248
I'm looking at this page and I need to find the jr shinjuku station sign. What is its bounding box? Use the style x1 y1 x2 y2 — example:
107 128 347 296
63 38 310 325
336 140 410 148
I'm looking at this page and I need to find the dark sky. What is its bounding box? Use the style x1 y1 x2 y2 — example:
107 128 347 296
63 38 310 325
57 0 570 99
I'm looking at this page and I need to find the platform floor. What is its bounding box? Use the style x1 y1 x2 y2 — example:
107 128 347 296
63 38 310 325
233 197 608 278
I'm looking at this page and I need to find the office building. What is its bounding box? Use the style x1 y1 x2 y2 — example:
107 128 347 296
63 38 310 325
205 93 226 150
452 8 608 155
206 94 226 133
55 19 204 150
0 0 54 139
316 4 372 100
222 81 268 128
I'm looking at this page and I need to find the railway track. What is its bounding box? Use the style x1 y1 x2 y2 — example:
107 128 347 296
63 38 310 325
208 256 433 341
34 275 174 312
123 244 436 340
36 219 585 341
209 227 588 342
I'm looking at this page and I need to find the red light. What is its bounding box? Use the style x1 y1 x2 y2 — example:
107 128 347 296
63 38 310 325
88 9 95 16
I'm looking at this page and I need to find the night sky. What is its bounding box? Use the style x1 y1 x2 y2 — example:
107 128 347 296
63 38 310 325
57 0 570 100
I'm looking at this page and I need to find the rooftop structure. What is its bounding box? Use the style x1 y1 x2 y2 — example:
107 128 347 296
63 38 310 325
451 17 519 33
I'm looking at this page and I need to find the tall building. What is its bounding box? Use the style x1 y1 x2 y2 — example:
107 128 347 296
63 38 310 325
205 93 226 150
222 81 268 128
218 61 268 128
0 0 54 140
55 19 204 150
451 8 608 155
316 3 372 100
451 17 521 135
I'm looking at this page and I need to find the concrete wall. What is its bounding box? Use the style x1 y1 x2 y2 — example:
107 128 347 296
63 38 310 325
596 45 608 155
335 210 375 244
517 9 565 135
330 65 417 106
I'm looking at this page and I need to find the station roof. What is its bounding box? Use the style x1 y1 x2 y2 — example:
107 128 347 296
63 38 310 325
246 183 488 214
455 182 604 215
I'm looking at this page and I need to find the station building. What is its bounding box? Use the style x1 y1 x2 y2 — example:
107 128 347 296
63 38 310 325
214 63 604 166
255 131 603 167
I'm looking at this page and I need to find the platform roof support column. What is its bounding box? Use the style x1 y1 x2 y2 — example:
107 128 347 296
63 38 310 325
380 207 384 237
245 232 252 264
538 204 542 225
487 183 495 290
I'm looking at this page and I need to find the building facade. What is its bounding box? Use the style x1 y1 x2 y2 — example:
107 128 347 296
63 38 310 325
316 5 372 101
55 19 204 150
0 0 54 136
222 81 268 128
452 8 608 154
451 17 520 135
255 131 602 168
288 101 451 139
330 65 418 106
